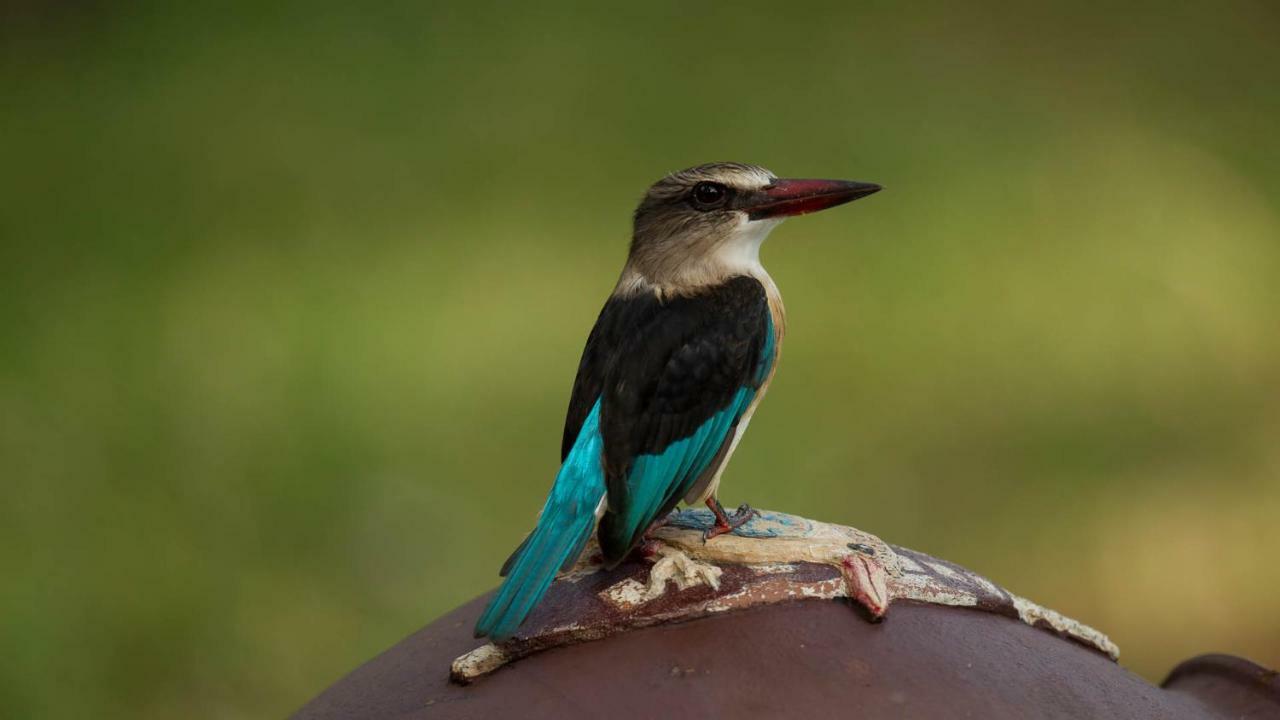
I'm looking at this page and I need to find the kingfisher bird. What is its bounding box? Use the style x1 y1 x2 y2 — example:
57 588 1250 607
475 162 880 641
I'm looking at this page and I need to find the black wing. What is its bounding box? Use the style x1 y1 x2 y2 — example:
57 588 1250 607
560 276 772 561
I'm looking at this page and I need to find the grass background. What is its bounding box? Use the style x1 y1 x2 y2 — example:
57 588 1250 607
2 1 1278 716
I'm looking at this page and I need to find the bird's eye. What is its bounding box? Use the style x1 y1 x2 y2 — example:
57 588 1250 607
690 182 729 209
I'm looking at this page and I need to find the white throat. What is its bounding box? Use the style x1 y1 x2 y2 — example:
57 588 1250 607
712 216 783 277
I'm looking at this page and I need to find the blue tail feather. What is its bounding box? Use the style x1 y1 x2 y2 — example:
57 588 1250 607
474 400 605 641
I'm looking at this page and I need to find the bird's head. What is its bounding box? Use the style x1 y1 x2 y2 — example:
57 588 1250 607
622 162 880 295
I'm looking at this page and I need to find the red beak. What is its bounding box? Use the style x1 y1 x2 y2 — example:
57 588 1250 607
746 179 881 220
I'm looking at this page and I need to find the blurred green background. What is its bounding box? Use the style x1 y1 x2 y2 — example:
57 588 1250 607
3 0 1279 716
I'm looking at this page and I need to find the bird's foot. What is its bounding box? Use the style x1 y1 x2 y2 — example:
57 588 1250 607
637 537 665 561
703 498 761 541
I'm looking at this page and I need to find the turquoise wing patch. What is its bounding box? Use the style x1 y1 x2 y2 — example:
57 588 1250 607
611 385 756 549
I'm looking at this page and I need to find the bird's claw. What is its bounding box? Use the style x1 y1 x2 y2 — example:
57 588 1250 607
703 502 759 541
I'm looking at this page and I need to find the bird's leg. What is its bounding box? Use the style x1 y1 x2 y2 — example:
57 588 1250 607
631 511 677 562
703 496 760 541
641 510 674 540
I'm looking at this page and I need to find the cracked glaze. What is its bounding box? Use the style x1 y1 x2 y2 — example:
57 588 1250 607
451 510 1117 683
